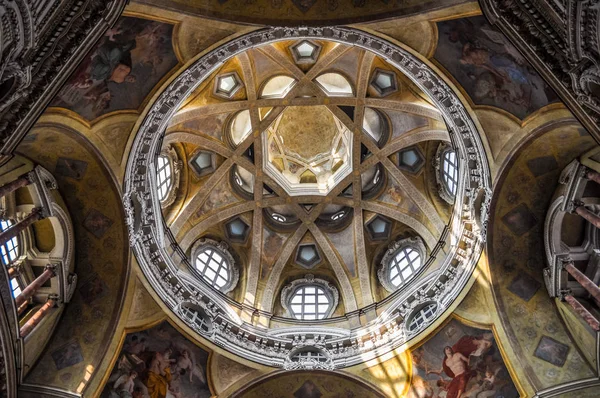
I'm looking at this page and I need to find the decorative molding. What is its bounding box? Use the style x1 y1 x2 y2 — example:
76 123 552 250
123 26 491 369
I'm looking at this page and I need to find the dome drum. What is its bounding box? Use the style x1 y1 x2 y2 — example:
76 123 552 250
124 26 491 370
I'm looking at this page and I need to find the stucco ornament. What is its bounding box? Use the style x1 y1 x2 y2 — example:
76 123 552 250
123 26 491 369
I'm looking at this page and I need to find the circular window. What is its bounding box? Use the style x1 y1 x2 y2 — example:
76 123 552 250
191 239 239 293
289 285 331 320
407 302 438 332
389 247 422 288
0 220 19 266
378 237 426 293
281 275 338 320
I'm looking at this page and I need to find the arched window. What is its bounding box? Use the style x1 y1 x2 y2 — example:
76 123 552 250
180 303 212 334
378 237 426 293
407 302 438 332
156 155 173 202
191 239 239 293
442 150 458 196
0 219 19 265
229 110 252 146
436 143 459 204
281 275 339 320
315 73 353 96
260 76 297 99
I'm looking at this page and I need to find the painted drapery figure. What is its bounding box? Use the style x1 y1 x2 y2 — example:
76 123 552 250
101 322 210 398
408 319 519 398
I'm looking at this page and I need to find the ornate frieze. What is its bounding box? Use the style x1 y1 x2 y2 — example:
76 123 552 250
123 26 491 369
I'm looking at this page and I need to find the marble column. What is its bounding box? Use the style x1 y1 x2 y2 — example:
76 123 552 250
0 173 31 199
0 207 42 247
574 205 600 229
564 262 600 304
19 298 55 338
14 265 55 307
564 295 600 331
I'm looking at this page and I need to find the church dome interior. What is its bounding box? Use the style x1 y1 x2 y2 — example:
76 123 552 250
1 1 600 397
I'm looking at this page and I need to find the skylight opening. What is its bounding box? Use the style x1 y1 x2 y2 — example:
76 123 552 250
261 76 297 99
315 73 353 96
230 110 253 146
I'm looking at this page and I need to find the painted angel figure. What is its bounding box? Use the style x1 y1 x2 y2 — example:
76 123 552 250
169 337 207 385
427 335 493 398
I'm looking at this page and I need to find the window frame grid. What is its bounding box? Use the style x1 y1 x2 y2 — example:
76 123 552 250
195 247 231 290
442 149 458 196
289 285 332 320
156 155 173 202
0 219 19 266
389 247 422 288
408 303 437 332
10 277 22 298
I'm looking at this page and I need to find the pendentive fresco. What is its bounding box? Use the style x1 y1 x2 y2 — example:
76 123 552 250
51 17 179 121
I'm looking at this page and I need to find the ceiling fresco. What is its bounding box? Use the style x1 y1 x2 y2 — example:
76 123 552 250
434 16 558 120
408 317 520 398
50 16 180 121
101 321 212 398
136 0 473 26
7 1 600 397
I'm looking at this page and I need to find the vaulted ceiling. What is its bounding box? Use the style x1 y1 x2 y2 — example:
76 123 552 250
5 1 599 397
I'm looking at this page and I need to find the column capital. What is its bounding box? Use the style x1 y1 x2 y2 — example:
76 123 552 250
47 294 60 306
558 288 572 300
24 171 36 184
44 263 57 276
567 200 585 214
